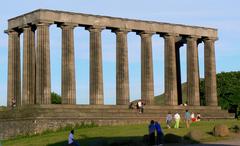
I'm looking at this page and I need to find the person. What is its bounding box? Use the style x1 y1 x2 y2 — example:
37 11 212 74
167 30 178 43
148 120 155 145
185 110 191 128
191 112 196 122
174 112 181 128
137 100 144 113
183 102 188 106
196 113 201 121
155 121 164 146
129 102 134 109
166 112 172 129
11 97 16 109
68 130 80 146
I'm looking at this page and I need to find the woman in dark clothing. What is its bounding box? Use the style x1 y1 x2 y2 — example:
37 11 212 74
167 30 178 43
155 121 164 145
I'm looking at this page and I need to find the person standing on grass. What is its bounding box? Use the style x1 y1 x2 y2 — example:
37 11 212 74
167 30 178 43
68 130 80 146
166 112 172 129
148 120 155 145
185 109 191 128
174 112 181 128
155 121 164 146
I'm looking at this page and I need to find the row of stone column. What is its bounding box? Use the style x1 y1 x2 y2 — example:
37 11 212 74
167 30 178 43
7 23 218 107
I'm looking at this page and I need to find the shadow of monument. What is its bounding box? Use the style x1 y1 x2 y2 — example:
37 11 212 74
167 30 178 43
46 134 239 146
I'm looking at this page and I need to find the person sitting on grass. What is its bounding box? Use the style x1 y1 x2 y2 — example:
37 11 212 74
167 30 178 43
68 130 80 146
191 112 196 122
196 113 201 121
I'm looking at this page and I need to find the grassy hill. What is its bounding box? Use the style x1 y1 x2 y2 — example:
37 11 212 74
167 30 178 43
154 82 187 105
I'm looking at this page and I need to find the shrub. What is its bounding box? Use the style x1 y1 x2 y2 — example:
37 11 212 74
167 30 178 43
51 92 61 104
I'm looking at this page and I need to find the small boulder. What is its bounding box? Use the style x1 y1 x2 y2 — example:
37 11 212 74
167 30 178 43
213 124 229 137
186 130 203 141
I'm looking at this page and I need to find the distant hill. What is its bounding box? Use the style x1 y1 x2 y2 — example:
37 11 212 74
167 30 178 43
154 82 187 105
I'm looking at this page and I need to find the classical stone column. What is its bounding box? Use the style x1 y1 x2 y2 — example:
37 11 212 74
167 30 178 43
164 33 178 105
204 37 218 106
22 26 36 105
61 24 76 104
114 29 130 105
88 26 104 105
187 36 200 106
7 30 21 107
140 31 154 105
36 23 51 104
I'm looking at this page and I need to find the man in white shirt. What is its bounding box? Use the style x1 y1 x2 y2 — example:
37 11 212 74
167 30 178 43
68 130 80 146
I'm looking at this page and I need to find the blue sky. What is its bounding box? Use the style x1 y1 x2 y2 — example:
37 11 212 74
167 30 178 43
0 0 240 105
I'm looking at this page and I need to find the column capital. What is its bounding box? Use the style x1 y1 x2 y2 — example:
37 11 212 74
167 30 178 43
137 30 155 37
57 23 78 29
111 28 130 34
22 24 36 32
6 29 19 34
85 25 105 32
161 33 179 38
186 35 201 41
35 22 51 27
5 29 21 35
203 37 218 42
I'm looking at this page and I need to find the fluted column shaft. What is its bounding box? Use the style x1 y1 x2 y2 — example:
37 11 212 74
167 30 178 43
61 25 76 104
187 36 200 106
204 38 218 106
22 26 36 105
88 26 104 105
115 29 129 105
140 32 154 105
7 30 21 107
164 34 178 105
36 23 51 104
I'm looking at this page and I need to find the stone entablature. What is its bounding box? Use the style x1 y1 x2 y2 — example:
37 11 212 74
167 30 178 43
8 9 217 38
5 9 218 107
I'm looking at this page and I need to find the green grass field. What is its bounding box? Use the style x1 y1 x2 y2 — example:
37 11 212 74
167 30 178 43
1 119 239 146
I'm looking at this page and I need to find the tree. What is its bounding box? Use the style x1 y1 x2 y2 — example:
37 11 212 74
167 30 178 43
200 71 240 118
51 92 61 104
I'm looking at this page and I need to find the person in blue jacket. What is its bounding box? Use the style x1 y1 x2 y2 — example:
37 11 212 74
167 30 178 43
155 121 164 145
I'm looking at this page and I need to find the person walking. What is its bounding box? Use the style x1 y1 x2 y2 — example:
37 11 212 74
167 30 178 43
148 120 155 145
166 112 172 129
155 121 164 146
185 110 191 128
174 113 181 128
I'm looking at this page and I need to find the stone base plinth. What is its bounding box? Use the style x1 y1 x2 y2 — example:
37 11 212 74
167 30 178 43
0 105 234 139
